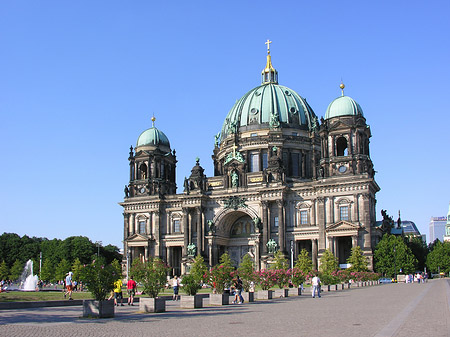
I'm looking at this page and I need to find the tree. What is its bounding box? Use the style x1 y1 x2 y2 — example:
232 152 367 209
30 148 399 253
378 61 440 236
0 233 22 267
374 234 417 277
0 260 9 281
102 244 122 264
295 249 313 273
80 256 120 301
130 257 168 298
72 258 84 283
346 246 368 272
9 259 24 281
319 249 339 275
55 259 72 282
190 254 207 284
426 241 450 274
40 259 55 283
272 251 289 270
237 254 255 291
406 236 428 272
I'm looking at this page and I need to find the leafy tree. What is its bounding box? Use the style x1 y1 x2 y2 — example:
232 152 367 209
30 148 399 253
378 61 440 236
319 249 339 274
272 251 289 270
374 234 417 277
55 259 72 282
72 258 84 283
190 254 207 283
295 249 313 273
0 233 22 267
9 259 24 281
102 244 122 264
60 236 95 264
426 241 450 274
219 252 233 268
237 253 256 291
41 238 63 269
80 256 120 301
346 246 368 272
0 260 9 281
130 257 168 298
406 236 428 271
40 259 55 283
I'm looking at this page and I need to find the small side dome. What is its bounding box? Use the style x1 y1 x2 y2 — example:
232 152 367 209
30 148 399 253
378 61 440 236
136 117 171 153
325 95 364 120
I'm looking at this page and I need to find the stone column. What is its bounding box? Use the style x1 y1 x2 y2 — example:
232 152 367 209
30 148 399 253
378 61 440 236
277 200 285 253
352 235 358 248
182 208 189 256
312 239 318 270
188 211 193 246
166 247 172 274
130 214 135 235
123 213 129 240
333 237 338 260
196 207 202 255
261 201 269 254
154 210 161 257
201 210 206 252
361 194 372 249
144 246 148 261
317 198 326 252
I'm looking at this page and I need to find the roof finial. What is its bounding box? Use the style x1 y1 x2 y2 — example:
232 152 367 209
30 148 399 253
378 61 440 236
262 39 278 84
265 39 272 55
151 115 156 127
340 80 345 96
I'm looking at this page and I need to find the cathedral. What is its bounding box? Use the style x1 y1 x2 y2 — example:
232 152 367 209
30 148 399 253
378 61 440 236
120 42 381 275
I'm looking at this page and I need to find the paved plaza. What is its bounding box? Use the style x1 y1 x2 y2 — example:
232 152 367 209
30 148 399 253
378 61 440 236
0 279 449 337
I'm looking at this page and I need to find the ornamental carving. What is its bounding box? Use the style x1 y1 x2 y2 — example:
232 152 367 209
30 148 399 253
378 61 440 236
223 196 248 210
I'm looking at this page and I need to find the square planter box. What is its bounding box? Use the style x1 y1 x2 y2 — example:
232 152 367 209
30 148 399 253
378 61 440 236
209 293 229 306
241 291 254 302
139 297 166 313
83 300 115 318
257 290 273 300
289 287 302 296
274 288 289 298
180 295 203 308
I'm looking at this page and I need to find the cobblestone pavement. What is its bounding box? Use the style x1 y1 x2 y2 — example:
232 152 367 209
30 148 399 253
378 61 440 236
0 279 449 337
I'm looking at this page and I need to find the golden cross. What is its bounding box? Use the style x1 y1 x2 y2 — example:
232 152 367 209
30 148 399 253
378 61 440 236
231 144 238 157
265 39 272 54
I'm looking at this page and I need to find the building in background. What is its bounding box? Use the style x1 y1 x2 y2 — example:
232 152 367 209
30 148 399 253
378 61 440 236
429 216 446 243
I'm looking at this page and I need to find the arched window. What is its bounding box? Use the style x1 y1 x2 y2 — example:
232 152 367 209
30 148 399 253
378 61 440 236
139 163 147 179
336 137 348 156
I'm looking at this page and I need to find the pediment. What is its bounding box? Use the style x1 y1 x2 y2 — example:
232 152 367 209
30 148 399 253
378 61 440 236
326 221 360 232
127 233 151 242
328 120 352 131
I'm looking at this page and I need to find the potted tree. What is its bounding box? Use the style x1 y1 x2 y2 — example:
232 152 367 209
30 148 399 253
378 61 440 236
288 268 306 296
80 257 121 318
237 254 256 302
256 269 275 300
206 253 234 305
272 251 289 298
180 254 207 308
131 257 168 313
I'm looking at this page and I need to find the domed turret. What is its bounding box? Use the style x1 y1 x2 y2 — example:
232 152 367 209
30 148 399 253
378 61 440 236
136 116 171 153
325 84 363 120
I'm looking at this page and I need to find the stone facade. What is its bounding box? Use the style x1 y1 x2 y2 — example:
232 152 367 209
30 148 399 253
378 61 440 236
120 49 381 274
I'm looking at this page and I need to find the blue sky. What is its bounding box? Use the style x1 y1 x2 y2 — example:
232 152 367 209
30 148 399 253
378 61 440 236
1 1 449 248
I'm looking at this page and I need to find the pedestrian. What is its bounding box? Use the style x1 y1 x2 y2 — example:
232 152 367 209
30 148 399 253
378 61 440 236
64 272 73 300
235 275 244 304
114 278 124 306
311 273 321 298
172 276 179 301
127 277 137 306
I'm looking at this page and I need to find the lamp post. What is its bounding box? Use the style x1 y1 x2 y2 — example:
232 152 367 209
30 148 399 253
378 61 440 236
95 241 102 257
393 243 396 282
290 240 294 269
126 248 131 280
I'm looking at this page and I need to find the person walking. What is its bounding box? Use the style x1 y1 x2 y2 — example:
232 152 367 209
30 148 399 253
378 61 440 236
127 277 137 306
64 272 73 300
311 273 321 298
172 276 179 301
114 278 124 306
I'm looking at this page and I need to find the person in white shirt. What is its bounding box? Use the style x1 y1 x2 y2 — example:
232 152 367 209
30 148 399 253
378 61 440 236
311 274 321 298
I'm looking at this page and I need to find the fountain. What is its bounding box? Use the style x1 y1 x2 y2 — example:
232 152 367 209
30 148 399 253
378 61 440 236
21 260 39 291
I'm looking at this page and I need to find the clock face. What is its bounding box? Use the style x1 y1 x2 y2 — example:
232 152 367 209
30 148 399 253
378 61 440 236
140 187 146 194
338 165 347 173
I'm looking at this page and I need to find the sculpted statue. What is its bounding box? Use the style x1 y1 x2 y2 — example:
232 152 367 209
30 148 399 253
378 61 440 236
183 177 190 194
381 209 394 234
266 239 278 254
124 185 129 198
207 220 215 233
187 243 197 257
231 171 239 187
252 217 262 231
214 132 221 147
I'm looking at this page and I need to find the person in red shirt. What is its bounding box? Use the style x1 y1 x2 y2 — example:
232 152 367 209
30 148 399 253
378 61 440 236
127 277 137 306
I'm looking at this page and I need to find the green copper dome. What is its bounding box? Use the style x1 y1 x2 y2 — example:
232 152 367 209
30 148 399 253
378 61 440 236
220 83 318 140
325 95 364 120
136 126 171 152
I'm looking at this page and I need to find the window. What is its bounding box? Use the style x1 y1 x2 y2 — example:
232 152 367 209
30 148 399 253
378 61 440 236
336 137 348 156
340 206 349 221
249 153 260 172
251 133 258 137
274 216 279 227
300 210 308 225
173 219 181 233
262 152 268 170
139 220 146 234
291 153 300 177
292 132 298 136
